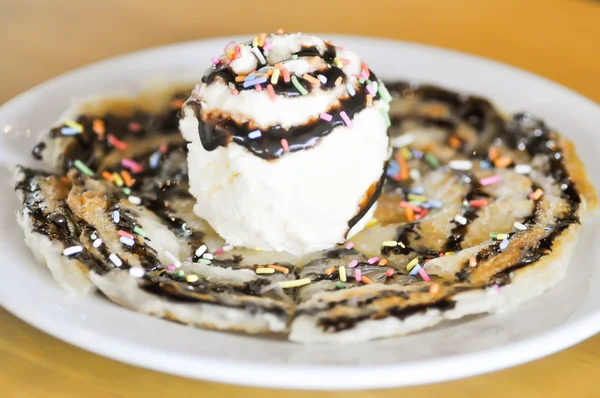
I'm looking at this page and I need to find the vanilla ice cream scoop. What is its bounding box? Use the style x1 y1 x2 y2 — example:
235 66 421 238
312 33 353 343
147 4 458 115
179 32 392 255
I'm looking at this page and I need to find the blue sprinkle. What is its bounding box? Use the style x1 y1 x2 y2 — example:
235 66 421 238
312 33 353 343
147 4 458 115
119 236 135 247
112 210 120 223
346 82 356 97
242 76 268 88
412 150 423 159
386 160 399 177
248 130 262 139
410 186 425 195
499 238 510 250
427 200 443 209
61 127 79 136
480 160 492 169
149 152 161 169
409 264 422 276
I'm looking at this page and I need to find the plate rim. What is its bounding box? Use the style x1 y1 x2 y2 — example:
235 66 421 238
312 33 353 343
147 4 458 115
1 34 599 390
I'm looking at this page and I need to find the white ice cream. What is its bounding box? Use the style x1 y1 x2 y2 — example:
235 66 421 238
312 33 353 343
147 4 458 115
180 33 391 255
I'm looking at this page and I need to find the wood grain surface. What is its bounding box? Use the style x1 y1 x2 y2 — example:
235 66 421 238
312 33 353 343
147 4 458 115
1 0 599 396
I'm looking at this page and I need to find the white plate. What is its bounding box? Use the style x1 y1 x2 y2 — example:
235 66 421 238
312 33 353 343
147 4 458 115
1 35 599 390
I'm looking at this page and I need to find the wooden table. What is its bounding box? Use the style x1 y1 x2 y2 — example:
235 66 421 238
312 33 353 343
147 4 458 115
2 0 599 396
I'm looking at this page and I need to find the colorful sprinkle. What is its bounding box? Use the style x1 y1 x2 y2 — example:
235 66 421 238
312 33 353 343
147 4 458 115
73 160 94 176
499 238 510 250
122 187 131 195
243 76 267 88
278 278 311 289
345 242 355 250
101 171 113 182
109 253 123 267
64 119 84 133
380 107 391 127
202 253 214 260
424 153 440 168
268 265 289 274
334 76 343 87
367 257 380 265
117 230 134 240
317 74 327 84
93 119 105 138
469 257 477 267
385 268 395 277
378 259 388 266
92 238 102 248
365 84 375 97
248 130 262 139
133 226 146 237
346 82 356 96
404 206 415 222
429 283 440 294
112 210 120 223
479 175 502 186
339 111 353 127
290 75 308 95
231 88 239 95
166 264 175 271
303 74 320 86
112 172 124 187
448 160 473 170
282 68 291 83
186 274 199 282
454 215 468 225
365 218 379 228
382 240 397 247
493 284 501 293
107 134 128 150
63 245 83 256
320 113 333 122
366 94 373 107
514 221 528 231
362 276 374 285
348 259 359 268
469 199 489 207
324 266 336 276
164 250 181 268
267 84 276 101
418 268 431 282
280 138 289 152
119 236 135 247
211 57 220 65
339 265 347 282
336 281 345 289
354 268 362 283
251 46 266 65
270 68 280 84
197 258 212 265
128 195 142 205
121 170 134 187
256 267 275 274
195 245 207 257
409 264 422 276
515 164 533 174
530 188 544 200
129 267 145 278
494 157 512 168
60 126 79 136
406 258 420 271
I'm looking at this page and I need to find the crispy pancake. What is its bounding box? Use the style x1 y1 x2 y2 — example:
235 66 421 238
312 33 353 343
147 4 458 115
16 82 597 342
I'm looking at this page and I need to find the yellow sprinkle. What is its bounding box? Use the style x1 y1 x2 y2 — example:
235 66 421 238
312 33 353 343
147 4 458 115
185 274 199 282
382 240 398 247
252 36 259 47
496 233 510 240
407 193 427 202
112 172 124 187
406 257 420 271
256 267 275 274
64 119 84 133
444 251 455 256
339 265 347 282
278 278 312 289
270 67 280 84
400 147 412 160
365 218 379 228
254 246 261 251
333 57 343 68
398 241 406 248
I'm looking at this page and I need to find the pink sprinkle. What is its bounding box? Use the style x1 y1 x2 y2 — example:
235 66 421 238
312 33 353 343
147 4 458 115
320 113 333 122
128 122 141 132
159 143 168 154
107 134 127 151
223 40 235 52
121 159 143 174
493 284 501 293
367 257 380 265
480 175 502 186
345 242 354 250
211 57 220 65
354 268 362 283
365 84 375 97
281 138 289 152
385 268 394 277
234 45 241 59
267 84 276 101
418 268 431 282
166 264 175 271
282 68 291 83
255 84 263 92
348 260 359 268
360 63 370 79
214 249 225 255
360 69 369 80
117 230 134 240
340 58 351 66
340 111 353 128
231 88 239 95
262 41 272 51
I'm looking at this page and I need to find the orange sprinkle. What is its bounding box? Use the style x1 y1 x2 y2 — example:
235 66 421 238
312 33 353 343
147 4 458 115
429 283 440 294
302 74 320 86
267 265 289 274
121 170 134 187
362 276 374 285
276 28 284 35
469 257 477 267
258 33 267 47
334 76 343 86
235 75 247 82
324 266 336 276
107 134 127 151
494 156 512 168
60 176 70 184
282 68 291 83
267 84 276 101
530 188 544 201
93 119 105 139
395 152 410 181
404 206 415 222
415 209 429 220
378 259 388 266
449 136 461 149
102 171 114 182
488 147 499 161
274 62 284 69
366 94 373 107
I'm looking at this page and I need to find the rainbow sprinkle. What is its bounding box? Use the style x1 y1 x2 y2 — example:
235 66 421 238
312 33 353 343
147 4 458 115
339 265 347 282
129 267 145 278
348 259 359 268
339 111 353 127
270 68 280 84
291 75 308 95
63 245 83 256
248 130 262 139
109 253 123 267
278 278 311 289
280 138 289 152
256 267 275 274
320 113 333 122
345 242 354 250
385 268 394 277
354 268 362 283
73 160 94 176
480 175 502 186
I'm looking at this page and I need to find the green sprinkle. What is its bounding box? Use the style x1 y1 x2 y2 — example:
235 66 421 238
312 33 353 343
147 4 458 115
290 75 308 95
175 270 185 277
133 226 147 237
336 281 345 289
122 187 132 195
73 159 95 176
408 200 422 206
291 54 298 60
359 77 365 84
64 119 84 133
90 233 97 240
489 232 499 239
378 85 393 103
380 107 391 127
366 80 372 85
197 258 212 265
425 153 440 168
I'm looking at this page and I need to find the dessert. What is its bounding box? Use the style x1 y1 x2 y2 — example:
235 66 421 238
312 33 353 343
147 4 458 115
14 33 597 343
179 33 391 255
